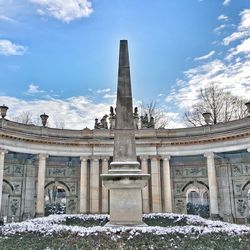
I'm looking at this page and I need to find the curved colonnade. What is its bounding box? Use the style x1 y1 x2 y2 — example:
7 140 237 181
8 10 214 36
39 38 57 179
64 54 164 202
0 116 250 223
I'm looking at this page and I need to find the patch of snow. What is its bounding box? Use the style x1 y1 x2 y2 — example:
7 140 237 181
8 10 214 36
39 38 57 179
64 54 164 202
1 213 249 238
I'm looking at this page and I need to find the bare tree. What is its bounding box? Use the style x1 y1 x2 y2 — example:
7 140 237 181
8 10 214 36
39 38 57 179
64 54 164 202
54 119 65 129
13 112 40 125
140 100 169 128
184 83 248 126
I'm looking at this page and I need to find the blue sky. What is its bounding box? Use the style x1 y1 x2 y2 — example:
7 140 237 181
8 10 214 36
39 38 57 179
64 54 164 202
0 0 249 128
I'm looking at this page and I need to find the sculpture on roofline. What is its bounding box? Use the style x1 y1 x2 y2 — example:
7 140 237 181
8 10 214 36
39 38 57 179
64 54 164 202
94 114 109 129
148 116 155 128
133 107 139 129
140 113 155 129
109 106 116 129
110 106 115 117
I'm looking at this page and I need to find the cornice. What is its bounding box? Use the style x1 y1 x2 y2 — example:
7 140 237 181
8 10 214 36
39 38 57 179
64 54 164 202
0 117 249 147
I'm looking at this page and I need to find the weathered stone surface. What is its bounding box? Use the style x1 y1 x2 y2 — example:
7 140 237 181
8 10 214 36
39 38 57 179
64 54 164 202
113 40 136 162
102 40 149 225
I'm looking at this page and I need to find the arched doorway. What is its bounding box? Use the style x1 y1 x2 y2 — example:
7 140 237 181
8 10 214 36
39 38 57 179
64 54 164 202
1 180 14 222
186 184 209 218
44 182 67 216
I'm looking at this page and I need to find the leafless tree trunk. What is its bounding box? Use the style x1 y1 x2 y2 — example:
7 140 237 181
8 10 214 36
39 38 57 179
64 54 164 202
13 112 40 125
184 83 248 126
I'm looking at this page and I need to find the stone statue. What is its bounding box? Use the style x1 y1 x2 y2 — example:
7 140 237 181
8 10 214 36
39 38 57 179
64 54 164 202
109 107 116 130
95 115 108 129
133 107 138 117
141 113 155 129
100 114 108 129
94 118 100 129
133 107 139 129
110 106 115 117
141 114 148 128
148 116 155 128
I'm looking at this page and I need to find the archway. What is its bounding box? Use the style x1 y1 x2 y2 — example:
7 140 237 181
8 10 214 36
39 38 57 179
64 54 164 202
1 180 14 222
44 182 68 216
185 183 209 218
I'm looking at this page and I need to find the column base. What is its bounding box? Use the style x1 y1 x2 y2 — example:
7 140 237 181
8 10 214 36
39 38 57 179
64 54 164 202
35 213 44 218
210 214 222 220
222 213 235 223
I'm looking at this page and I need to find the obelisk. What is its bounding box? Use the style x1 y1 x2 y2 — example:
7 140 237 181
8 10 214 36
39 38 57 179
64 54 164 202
113 40 137 163
102 40 149 226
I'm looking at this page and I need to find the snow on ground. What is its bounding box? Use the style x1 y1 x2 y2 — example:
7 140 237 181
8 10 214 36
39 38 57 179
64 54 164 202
0 213 249 238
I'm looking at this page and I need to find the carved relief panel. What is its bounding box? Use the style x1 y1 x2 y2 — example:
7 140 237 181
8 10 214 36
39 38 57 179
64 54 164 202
232 164 250 176
174 167 207 178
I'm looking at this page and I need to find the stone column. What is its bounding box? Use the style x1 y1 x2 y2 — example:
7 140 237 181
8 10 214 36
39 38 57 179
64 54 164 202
0 149 7 215
36 154 48 217
90 158 99 213
204 152 219 217
79 157 88 213
163 155 172 213
102 158 109 213
141 157 149 213
151 157 161 212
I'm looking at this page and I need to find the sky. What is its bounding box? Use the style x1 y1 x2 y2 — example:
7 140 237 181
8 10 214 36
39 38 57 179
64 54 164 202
0 0 249 129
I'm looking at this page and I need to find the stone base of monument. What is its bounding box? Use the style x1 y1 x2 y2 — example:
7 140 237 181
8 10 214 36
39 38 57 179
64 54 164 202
102 162 150 226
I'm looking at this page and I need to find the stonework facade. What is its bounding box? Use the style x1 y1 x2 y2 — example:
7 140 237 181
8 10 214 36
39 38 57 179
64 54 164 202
0 116 250 224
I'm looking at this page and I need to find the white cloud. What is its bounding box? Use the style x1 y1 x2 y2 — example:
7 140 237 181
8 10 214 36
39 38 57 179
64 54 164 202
166 9 250 111
194 51 215 61
0 39 27 56
234 38 250 54
166 57 250 109
30 0 93 23
214 24 226 34
223 0 231 6
0 15 15 22
0 95 113 129
218 14 228 21
96 88 111 94
103 94 116 99
27 84 44 94
223 9 250 45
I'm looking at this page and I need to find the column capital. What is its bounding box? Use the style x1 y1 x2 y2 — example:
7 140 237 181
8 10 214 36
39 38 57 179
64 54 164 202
80 156 88 162
150 156 159 161
204 152 214 159
38 153 48 160
162 155 171 161
0 148 8 155
102 157 109 162
140 155 148 161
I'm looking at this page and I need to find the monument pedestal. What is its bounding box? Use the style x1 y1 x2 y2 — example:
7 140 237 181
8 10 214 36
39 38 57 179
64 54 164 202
102 162 150 226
